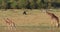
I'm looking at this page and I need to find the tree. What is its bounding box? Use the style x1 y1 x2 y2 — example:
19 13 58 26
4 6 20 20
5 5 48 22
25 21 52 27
6 2 12 9
1 0 7 9
33 0 38 9
15 0 20 9
39 0 46 9
48 0 52 9
41 0 45 4
25 0 31 9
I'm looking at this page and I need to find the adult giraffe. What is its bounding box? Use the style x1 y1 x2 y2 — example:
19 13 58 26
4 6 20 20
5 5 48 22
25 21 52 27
45 10 59 28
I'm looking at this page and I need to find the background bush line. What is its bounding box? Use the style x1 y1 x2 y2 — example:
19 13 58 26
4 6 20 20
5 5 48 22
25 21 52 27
0 0 60 9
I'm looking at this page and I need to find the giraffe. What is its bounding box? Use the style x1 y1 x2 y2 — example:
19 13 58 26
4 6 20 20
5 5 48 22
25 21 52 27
45 10 59 28
4 18 16 30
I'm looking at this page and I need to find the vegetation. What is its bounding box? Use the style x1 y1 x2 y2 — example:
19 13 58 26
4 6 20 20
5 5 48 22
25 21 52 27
0 0 60 9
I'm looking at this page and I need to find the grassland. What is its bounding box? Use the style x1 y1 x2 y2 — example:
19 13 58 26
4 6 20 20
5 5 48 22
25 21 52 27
0 9 60 32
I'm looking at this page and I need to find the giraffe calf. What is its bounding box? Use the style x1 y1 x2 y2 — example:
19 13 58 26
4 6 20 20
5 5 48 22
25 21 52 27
4 18 16 30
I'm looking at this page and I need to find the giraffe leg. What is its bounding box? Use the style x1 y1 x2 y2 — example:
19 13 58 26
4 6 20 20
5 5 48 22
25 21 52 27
57 22 59 28
11 23 16 30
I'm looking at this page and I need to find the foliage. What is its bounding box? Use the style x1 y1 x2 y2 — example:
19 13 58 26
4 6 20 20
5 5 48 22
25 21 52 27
0 0 60 9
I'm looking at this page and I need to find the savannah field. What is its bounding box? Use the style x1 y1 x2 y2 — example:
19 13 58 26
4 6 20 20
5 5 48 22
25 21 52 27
0 9 60 32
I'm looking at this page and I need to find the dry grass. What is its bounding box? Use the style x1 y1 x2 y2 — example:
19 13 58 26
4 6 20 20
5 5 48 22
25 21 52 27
0 9 60 32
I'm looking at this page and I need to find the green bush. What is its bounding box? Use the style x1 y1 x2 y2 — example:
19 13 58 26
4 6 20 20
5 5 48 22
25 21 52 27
0 0 60 9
